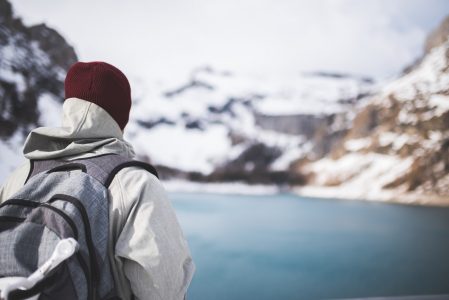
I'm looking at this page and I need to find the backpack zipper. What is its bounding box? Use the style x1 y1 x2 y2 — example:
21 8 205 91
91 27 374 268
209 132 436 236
0 215 25 222
0 199 39 209
48 194 100 288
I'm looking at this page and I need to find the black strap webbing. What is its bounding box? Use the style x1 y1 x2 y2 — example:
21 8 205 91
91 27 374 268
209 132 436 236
105 161 159 188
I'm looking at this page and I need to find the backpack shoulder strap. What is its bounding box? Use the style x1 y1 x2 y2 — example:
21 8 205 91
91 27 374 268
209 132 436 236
26 153 158 187
104 160 159 188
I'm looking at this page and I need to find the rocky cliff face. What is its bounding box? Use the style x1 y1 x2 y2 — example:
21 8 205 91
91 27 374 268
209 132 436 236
425 16 449 54
295 16 449 204
0 0 77 138
0 0 77 180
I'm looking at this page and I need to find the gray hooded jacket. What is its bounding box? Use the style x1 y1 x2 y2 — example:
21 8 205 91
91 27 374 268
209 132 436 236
0 98 195 300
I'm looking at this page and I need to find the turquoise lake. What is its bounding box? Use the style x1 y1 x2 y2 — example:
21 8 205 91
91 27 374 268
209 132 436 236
170 192 449 300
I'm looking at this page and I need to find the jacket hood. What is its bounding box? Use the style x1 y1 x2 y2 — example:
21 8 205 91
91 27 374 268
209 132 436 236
23 98 135 160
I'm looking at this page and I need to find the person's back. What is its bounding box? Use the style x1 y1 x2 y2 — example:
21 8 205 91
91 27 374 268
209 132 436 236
0 61 195 300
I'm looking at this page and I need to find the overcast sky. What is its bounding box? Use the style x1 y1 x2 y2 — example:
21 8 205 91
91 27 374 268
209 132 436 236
10 0 449 83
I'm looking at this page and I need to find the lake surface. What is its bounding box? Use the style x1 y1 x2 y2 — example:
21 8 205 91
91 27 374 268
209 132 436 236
169 192 449 300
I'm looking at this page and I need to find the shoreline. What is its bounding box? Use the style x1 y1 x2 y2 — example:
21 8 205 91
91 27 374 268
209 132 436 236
162 179 280 196
293 185 449 207
162 180 449 207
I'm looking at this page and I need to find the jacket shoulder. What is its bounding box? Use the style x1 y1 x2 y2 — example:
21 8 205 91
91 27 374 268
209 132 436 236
104 160 158 188
108 165 165 219
111 165 160 190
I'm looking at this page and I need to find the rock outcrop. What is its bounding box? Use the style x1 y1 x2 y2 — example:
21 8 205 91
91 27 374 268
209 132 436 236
295 16 449 204
0 0 77 138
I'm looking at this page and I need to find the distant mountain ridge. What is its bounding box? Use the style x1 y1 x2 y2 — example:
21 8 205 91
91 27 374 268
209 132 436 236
127 65 374 183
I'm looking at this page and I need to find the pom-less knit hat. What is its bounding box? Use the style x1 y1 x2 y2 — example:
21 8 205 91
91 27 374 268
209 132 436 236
64 61 131 130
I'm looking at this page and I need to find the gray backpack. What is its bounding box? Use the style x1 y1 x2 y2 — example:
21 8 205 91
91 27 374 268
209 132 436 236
0 154 158 300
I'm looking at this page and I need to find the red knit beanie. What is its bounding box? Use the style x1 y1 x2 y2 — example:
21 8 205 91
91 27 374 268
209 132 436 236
64 61 131 130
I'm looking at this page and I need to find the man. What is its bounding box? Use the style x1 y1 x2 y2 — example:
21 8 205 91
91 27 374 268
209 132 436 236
0 61 195 300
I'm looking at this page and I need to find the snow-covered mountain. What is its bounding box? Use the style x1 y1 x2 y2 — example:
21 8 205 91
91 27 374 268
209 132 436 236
0 0 447 204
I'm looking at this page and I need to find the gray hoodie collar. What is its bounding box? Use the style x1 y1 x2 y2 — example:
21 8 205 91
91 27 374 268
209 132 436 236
23 98 135 160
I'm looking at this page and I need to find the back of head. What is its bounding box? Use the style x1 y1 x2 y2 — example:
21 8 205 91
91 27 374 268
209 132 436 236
64 61 131 130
